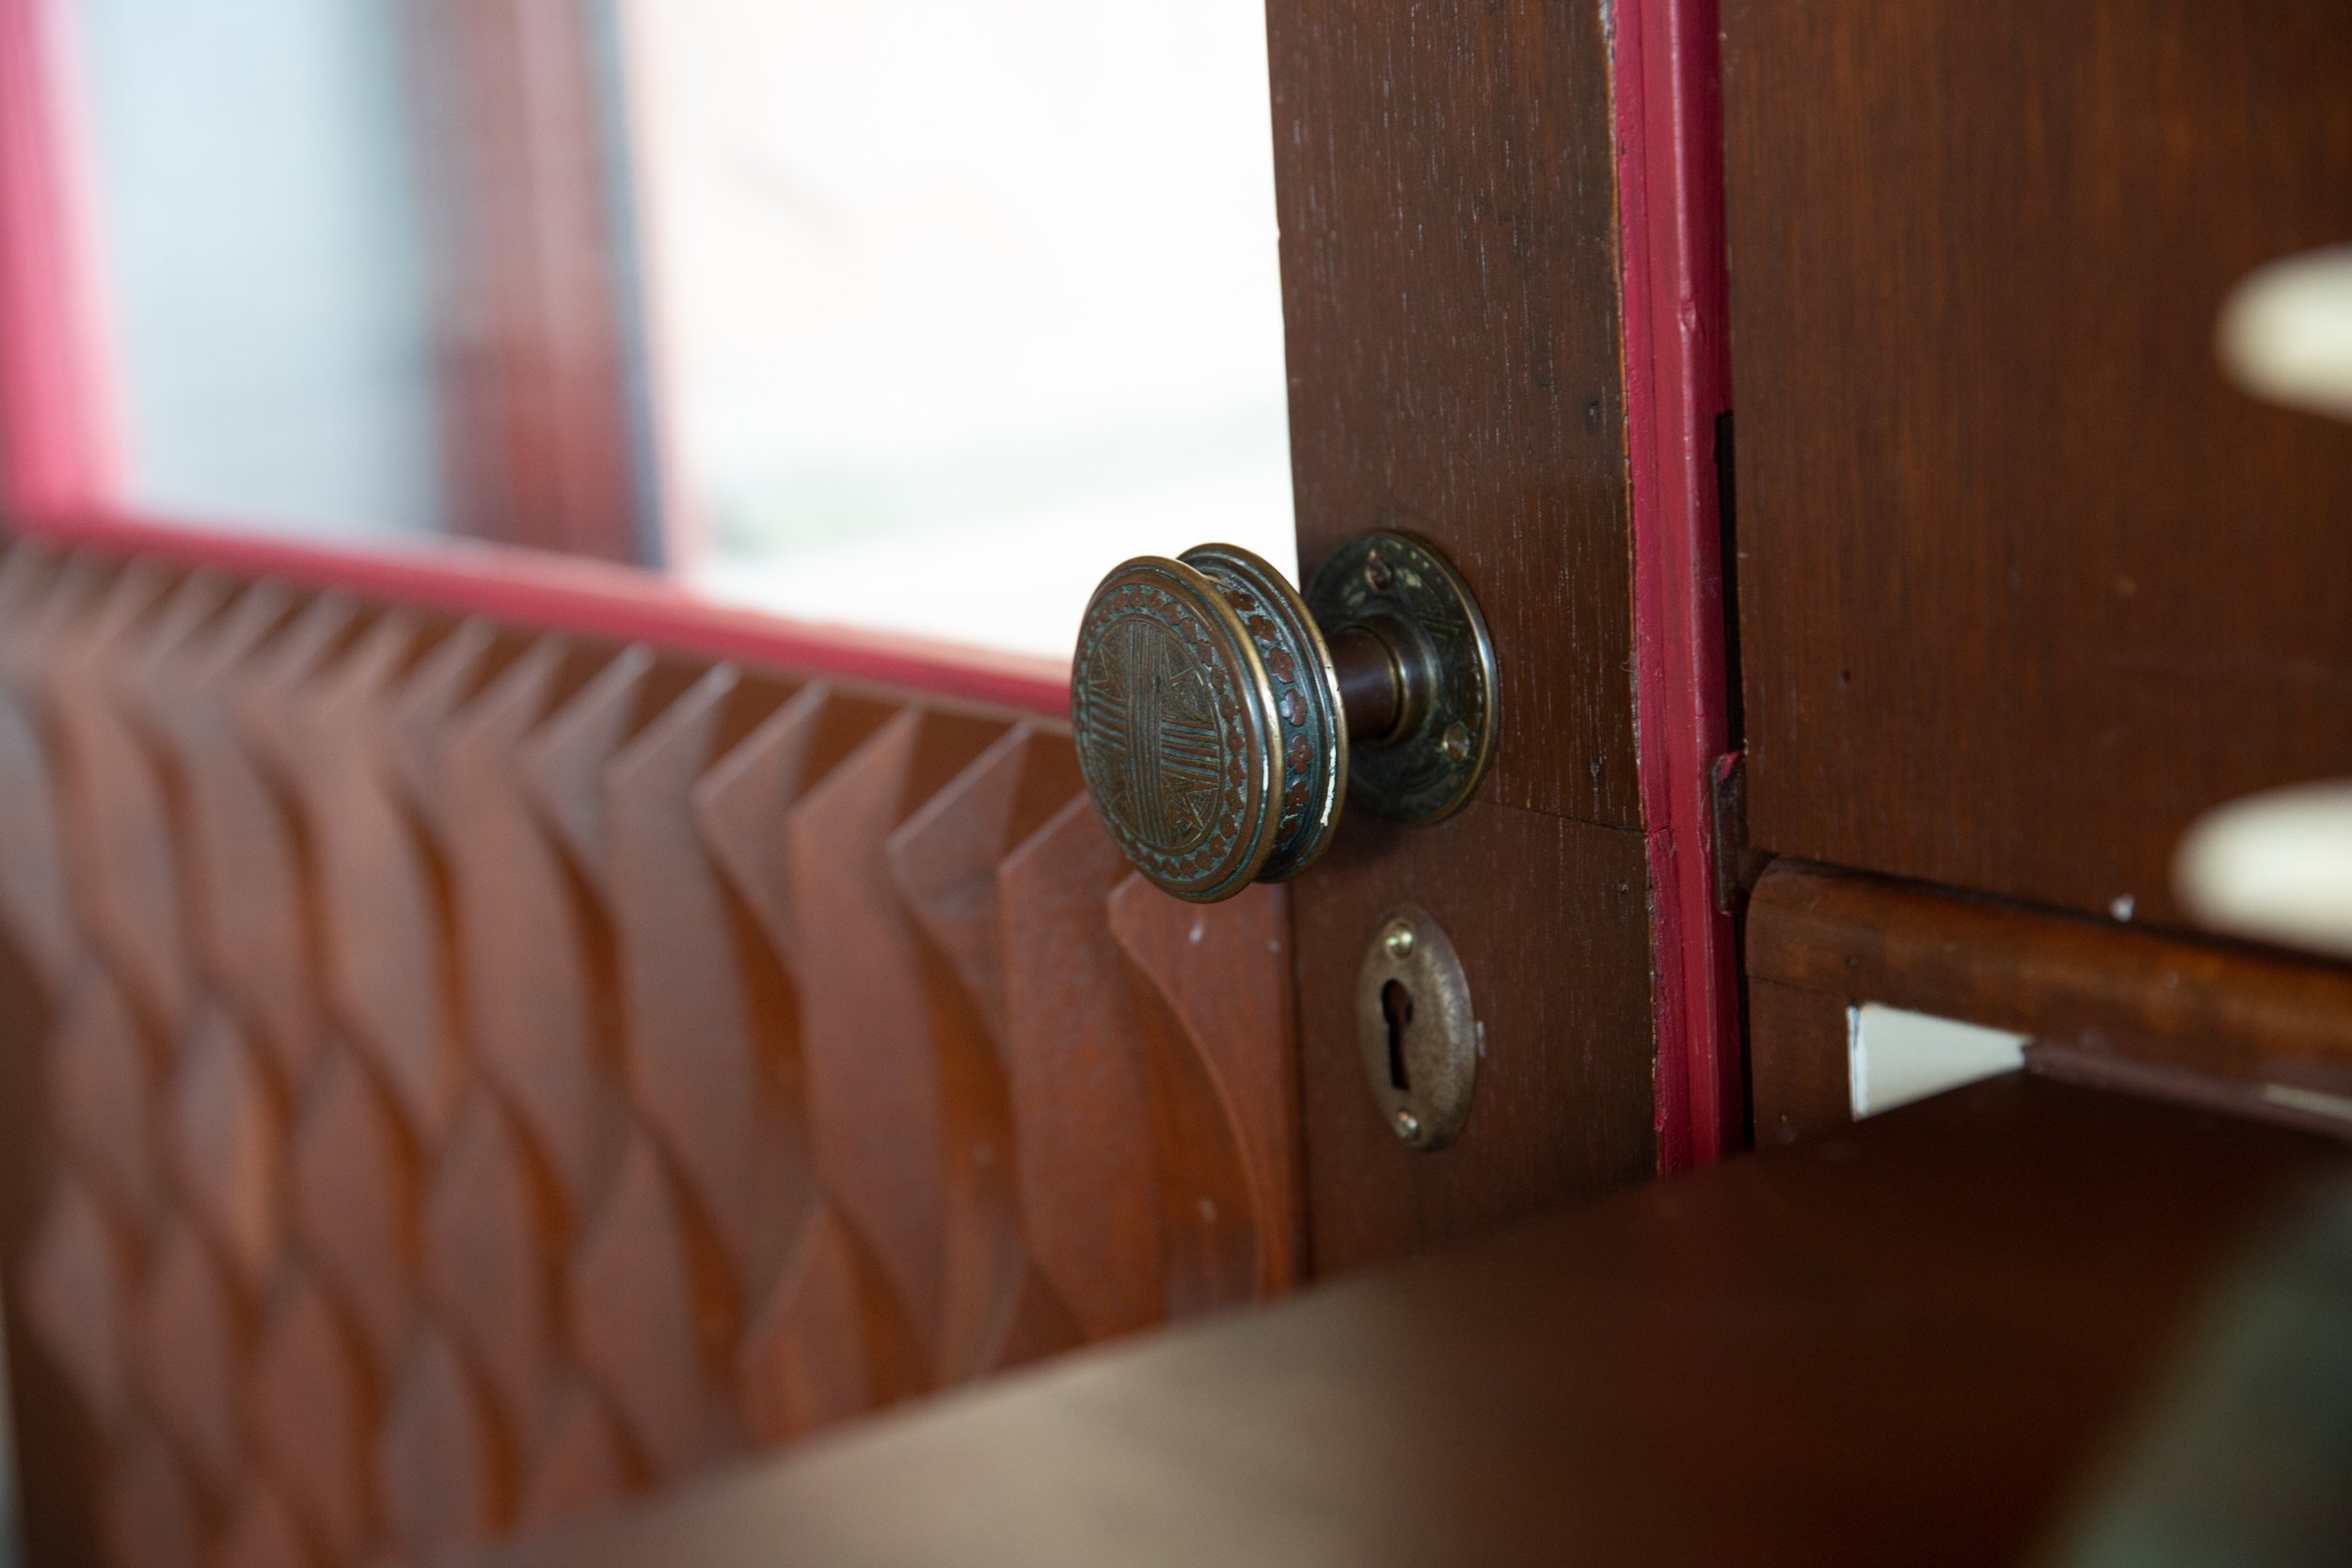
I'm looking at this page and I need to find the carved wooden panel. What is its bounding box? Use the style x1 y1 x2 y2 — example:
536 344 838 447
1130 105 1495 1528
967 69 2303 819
0 542 1301 1568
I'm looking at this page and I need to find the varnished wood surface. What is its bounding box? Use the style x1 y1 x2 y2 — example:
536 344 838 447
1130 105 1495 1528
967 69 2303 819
1723 0 2352 924
469 1075 2351 1568
0 541 1298 1568
1293 802 1657 1272
1744 974 1851 1149
1747 860 2352 1145
1269 0 1636 830
1266 0 1662 1266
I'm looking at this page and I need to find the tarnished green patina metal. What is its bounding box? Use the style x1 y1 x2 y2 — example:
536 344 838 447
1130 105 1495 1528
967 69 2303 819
1307 530 1499 828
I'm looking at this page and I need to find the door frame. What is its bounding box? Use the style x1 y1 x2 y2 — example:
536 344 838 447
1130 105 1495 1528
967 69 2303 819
1613 0 1741 1166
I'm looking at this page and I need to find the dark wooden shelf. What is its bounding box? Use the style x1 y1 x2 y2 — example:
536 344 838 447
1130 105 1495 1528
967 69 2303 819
469 1074 2351 1568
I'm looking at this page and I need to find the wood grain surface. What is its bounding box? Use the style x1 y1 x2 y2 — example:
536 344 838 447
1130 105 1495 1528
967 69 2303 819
1744 974 1851 1149
1291 801 1657 1273
1265 0 1664 1265
1747 860 2352 1145
1723 0 2352 924
0 539 1298 1568
1270 0 1636 829
465 1075 2352 1568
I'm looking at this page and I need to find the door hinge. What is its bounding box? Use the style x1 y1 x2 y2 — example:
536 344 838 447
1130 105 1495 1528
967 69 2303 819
1710 752 1772 913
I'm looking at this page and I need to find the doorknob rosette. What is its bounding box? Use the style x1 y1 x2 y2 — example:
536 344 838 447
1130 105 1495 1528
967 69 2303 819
1073 531 1497 902
1304 531 1500 827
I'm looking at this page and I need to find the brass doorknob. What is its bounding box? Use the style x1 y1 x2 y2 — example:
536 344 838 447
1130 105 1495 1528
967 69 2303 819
1072 531 1498 902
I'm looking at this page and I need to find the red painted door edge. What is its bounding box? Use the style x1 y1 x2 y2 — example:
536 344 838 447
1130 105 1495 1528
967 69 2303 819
1612 0 1743 1167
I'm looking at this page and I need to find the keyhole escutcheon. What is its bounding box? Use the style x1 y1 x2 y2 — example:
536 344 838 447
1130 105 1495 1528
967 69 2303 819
1356 905 1480 1152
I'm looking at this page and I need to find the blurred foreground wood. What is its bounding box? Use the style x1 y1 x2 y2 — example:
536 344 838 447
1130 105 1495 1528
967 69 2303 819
470 1074 2352 1568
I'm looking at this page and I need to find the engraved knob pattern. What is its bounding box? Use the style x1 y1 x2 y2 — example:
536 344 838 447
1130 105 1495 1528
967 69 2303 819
1073 532 1496 902
1074 547 1347 904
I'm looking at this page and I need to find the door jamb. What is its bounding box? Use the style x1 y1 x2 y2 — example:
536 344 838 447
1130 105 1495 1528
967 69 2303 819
1613 0 1742 1165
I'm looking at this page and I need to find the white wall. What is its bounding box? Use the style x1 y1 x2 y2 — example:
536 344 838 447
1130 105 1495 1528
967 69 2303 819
631 0 1296 657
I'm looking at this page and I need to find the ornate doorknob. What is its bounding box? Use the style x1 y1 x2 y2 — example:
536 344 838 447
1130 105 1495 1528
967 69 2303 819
1072 531 1498 901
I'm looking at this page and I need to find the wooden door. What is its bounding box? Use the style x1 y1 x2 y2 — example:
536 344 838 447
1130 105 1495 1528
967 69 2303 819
1262 0 1739 1271
0 546 1320 1567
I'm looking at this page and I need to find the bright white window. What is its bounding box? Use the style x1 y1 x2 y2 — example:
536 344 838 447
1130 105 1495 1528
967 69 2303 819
629 0 1297 660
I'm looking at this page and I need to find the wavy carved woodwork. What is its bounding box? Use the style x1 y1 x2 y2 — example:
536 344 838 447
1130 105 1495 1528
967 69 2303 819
0 541 1301 1568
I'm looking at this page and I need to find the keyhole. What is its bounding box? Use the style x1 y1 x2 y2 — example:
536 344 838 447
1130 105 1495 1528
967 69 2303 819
1381 978 1415 1091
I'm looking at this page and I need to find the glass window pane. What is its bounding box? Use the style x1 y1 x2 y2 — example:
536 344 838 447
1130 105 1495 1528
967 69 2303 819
630 0 1295 658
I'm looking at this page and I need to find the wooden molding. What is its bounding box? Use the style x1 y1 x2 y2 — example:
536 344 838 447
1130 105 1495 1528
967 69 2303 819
0 539 1296 1566
1747 859 2352 1145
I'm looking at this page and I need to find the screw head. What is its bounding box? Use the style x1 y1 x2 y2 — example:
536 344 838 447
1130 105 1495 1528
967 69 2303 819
1440 721 1472 763
1363 550 1394 594
1392 1107 1422 1143
1383 922 1416 959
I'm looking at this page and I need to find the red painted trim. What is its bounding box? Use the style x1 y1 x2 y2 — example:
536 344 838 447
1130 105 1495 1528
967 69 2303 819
0 0 115 517
1613 0 1742 1167
15 509 1072 718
